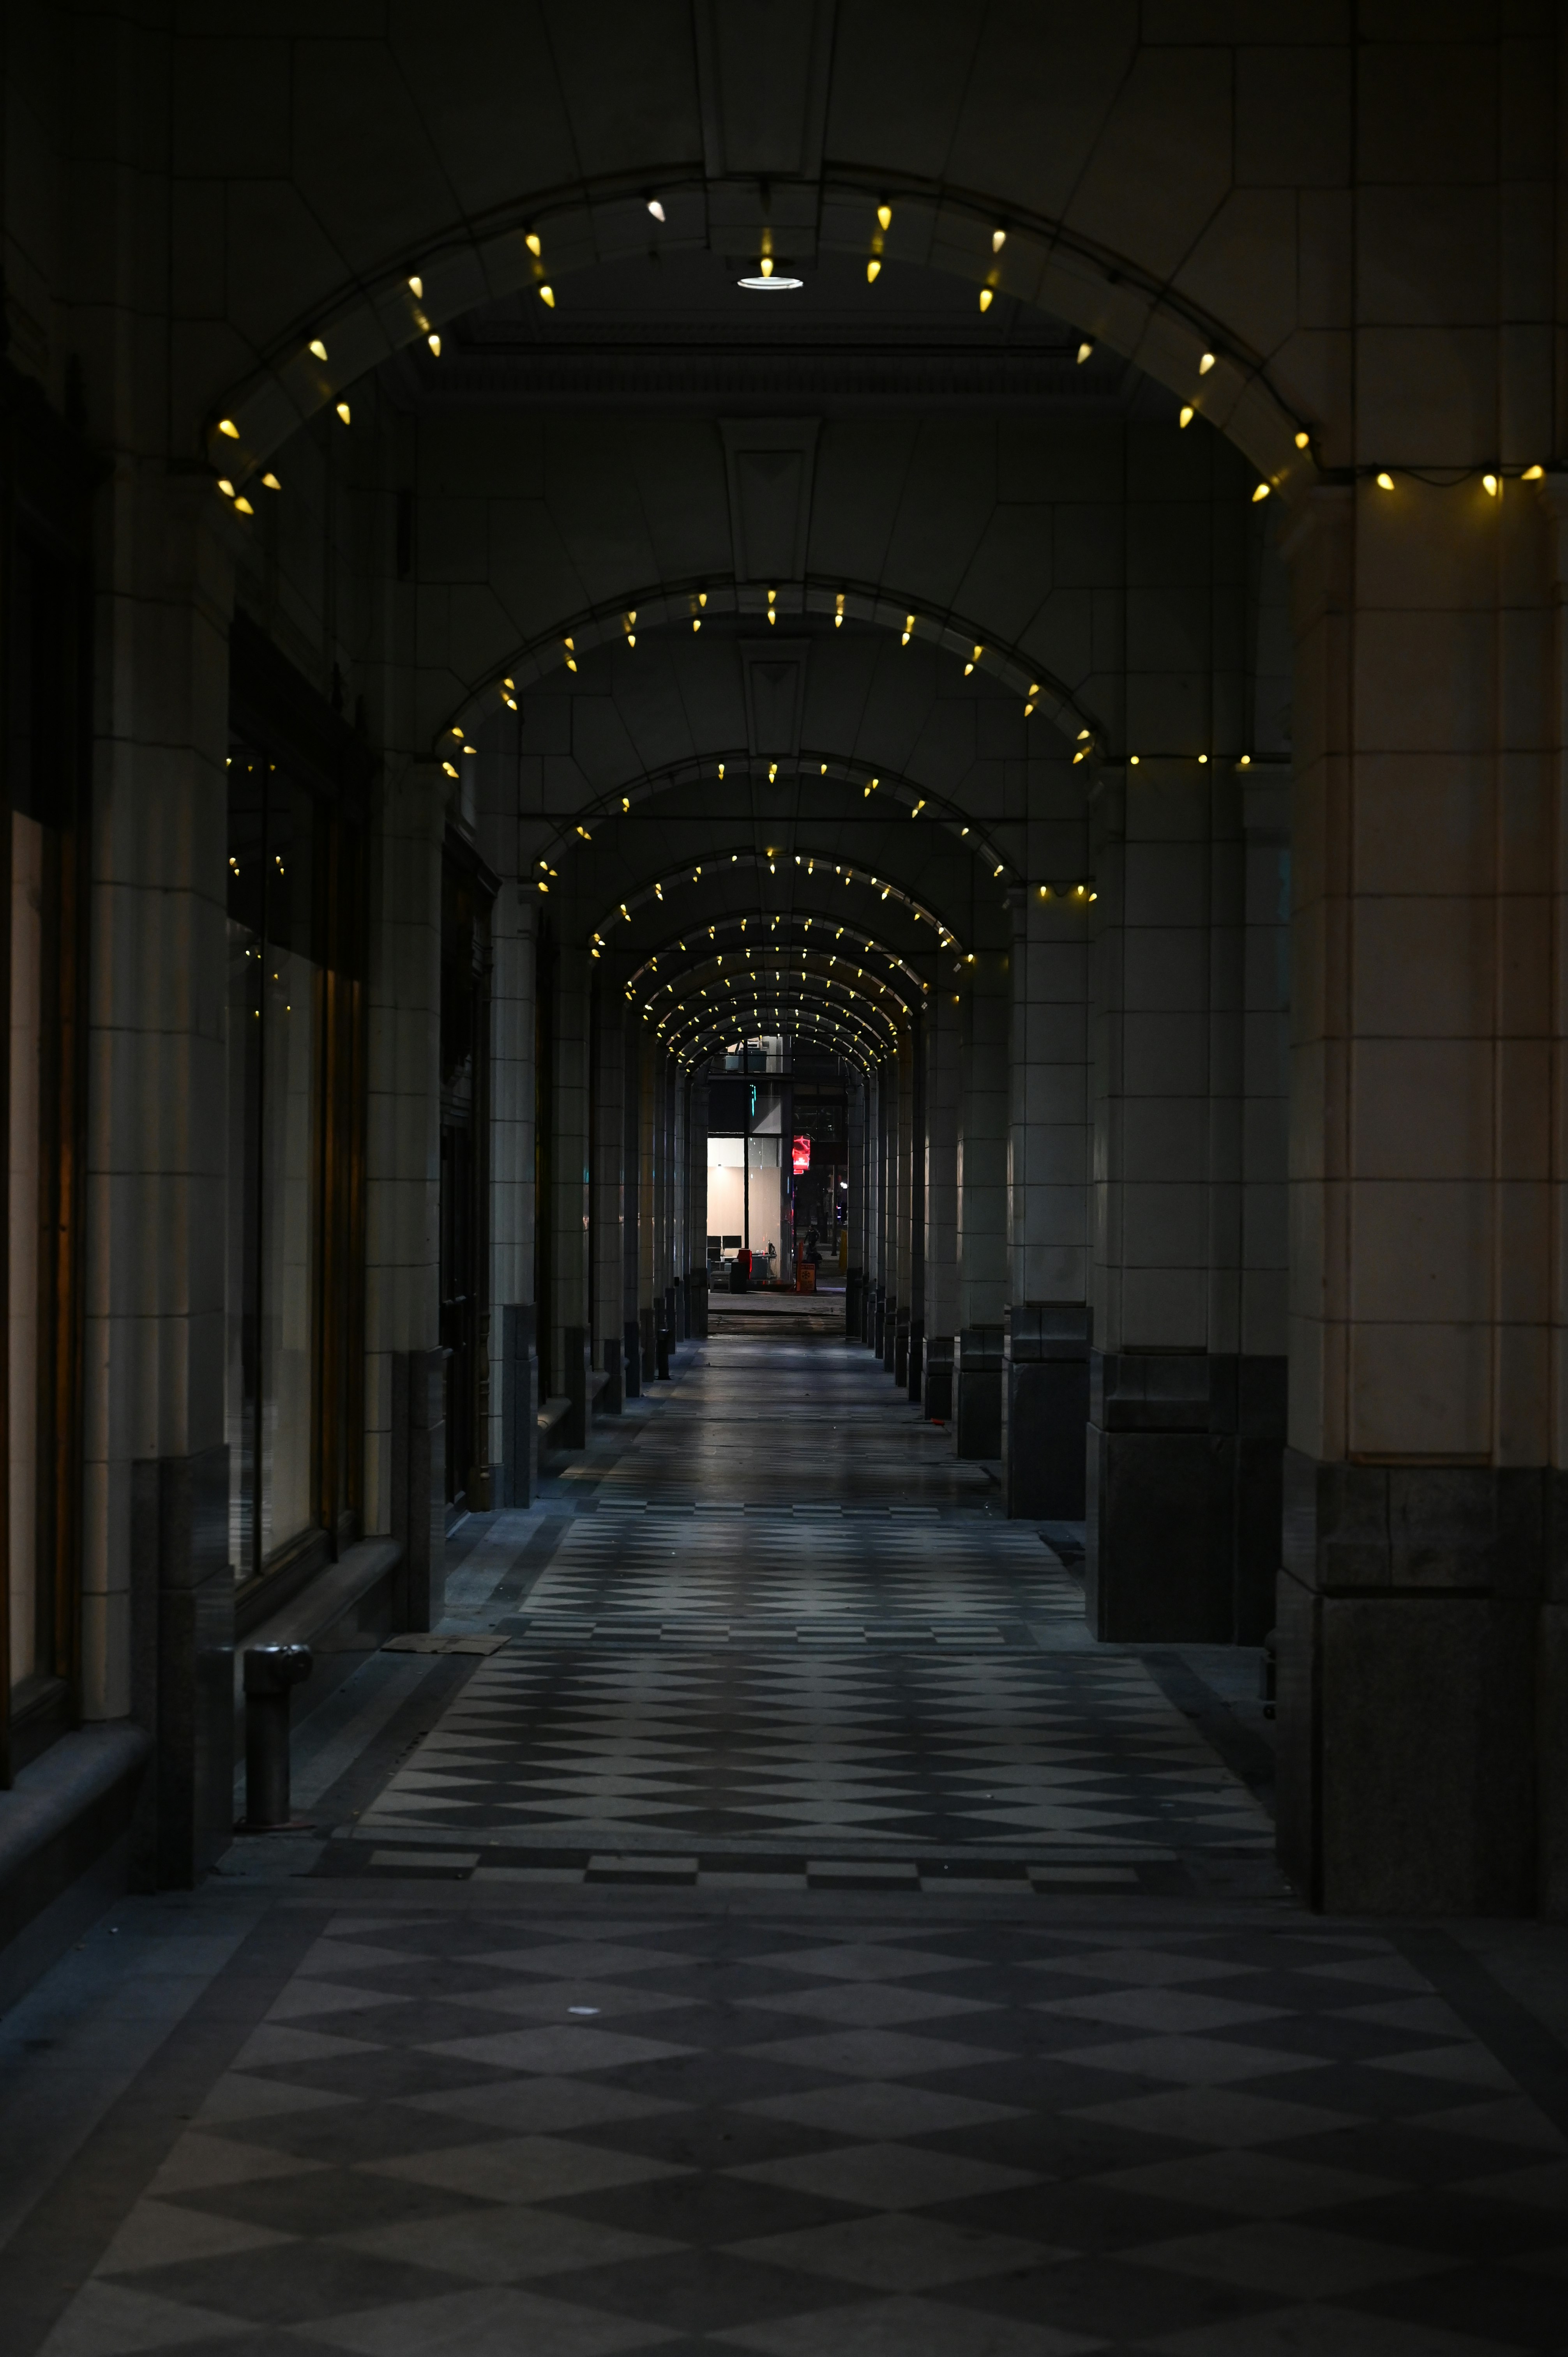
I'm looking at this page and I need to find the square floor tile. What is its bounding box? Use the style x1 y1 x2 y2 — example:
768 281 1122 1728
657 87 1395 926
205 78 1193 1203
1067 2037 1327 2088
422 2027 696 2074
738 2086 1025 2140
1128 2220 1459 2298
1033 1990 1284 2036
750 1947 982 1983
1089 2151 1402 2217
400 2077 687 2136
95 2201 295 2276
740 2030 1011 2080
331 2205 680 2281
724 2213 1056 2290
363 2135 692 2203
39 2282 253 2357
1070 2087 1364 2145
715 2290 1101 2354
1143 2304 1520 2355
741 1985 996 2030
731 2141 1038 2211
293 2283 676 2355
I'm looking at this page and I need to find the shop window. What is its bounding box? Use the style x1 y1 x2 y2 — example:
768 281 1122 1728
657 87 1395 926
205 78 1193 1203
226 624 367 1609
0 374 90 1782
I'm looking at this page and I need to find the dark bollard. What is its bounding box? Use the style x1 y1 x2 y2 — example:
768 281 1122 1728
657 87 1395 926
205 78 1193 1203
240 1643 314 1829
655 1322 671 1379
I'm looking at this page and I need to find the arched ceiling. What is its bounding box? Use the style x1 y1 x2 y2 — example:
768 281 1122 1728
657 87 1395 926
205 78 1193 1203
188 5 1338 484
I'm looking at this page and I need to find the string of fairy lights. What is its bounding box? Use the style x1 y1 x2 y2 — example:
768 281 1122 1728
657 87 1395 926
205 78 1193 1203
208 180 1554 532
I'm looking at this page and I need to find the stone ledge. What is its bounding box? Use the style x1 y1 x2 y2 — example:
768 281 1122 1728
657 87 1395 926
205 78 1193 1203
0 1724 152 2008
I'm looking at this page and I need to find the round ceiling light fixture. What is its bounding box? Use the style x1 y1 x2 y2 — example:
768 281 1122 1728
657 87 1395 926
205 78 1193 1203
737 272 803 291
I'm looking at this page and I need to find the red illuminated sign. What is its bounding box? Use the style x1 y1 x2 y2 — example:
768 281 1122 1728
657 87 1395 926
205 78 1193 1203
792 1134 812 1174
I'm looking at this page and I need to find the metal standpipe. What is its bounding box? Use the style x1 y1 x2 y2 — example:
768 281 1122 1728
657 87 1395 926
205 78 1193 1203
241 1643 314 1830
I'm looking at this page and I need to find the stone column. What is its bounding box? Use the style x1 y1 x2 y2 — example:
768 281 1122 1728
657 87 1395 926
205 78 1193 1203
955 956 1008 1456
89 483 234 1885
488 885 537 1505
867 1066 885 1352
551 947 591 1444
923 985 961 1417
1083 759 1286 1637
1004 885 1091 1515
1276 479 1560 1916
637 1030 657 1380
891 1028 913 1379
590 979 625 1411
368 759 446 1613
622 1018 643 1396
686 1071 710 1339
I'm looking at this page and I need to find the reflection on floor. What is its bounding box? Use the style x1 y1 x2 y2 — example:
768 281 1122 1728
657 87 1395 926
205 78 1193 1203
4 1334 1566 2357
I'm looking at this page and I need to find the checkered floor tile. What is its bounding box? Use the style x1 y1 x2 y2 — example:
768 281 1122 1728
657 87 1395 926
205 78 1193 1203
46 1908 1568 2356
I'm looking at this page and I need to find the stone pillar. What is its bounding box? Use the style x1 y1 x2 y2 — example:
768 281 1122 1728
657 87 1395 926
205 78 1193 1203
923 997 960 1415
954 957 1008 1455
591 982 625 1411
1084 758 1286 1637
550 947 592 1423
622 1016 642 1396
1004 885 1091 1512
489 887 537 1502
637 1031 657 1380
893 1027 914 1383
845 1070 866 1341
85 485 233 1883
907 1021 926 1397
1276 479 1560 1915
365 760 445 1548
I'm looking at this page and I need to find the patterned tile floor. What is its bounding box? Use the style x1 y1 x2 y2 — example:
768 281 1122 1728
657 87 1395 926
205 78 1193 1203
345 1339 1274 1893
5 1332 1568 2356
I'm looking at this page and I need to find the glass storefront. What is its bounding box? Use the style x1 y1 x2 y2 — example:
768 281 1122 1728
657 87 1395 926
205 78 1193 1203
224 636 367 1604
0 405 90 1779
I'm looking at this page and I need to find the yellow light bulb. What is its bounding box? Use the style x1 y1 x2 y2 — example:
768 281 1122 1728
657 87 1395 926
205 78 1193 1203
525 231 541 256
539 284 555 307
978 288 994 312
1524 464 1545 480
1077 342 1092 364
1130 754 1139 766
427 332 441 356
335 401 351 424
1376 472 1395 490
217 478 235 498
867 258 881 283
760 256 773 277
309 338 328 360
408 275 423 298
233 496 254 515
217 418 239 438
877 203 892 231
1252 481 1271 502
261 472 281 490
1483 474 1499 496
992 228 1006 252
1199 351 1216 374
1179 406 1194 428
692 616 701 631
1295 430 1310 449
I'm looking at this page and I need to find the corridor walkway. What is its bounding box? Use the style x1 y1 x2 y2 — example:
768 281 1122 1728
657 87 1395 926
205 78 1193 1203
5 1337 1568 2357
